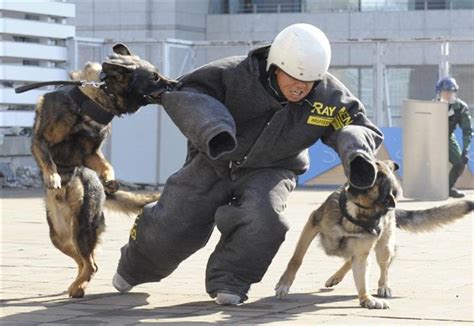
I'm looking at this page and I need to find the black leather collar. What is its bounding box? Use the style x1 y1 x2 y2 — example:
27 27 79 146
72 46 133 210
339 191 383 236
65 86 115 125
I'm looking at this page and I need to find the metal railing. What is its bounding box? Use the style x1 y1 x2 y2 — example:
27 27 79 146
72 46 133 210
209 0 474 14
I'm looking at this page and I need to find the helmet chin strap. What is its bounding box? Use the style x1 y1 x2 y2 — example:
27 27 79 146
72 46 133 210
267 66 287 103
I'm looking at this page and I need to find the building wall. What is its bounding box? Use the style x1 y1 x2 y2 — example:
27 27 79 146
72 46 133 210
0 0 76 179
206 9 474 40
69 0 209 40
1 1 76 109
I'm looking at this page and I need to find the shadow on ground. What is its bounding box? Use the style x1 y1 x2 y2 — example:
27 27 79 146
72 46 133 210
0 289 360 325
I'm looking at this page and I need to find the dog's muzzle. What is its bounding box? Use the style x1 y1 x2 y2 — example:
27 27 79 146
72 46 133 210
147 80 182 105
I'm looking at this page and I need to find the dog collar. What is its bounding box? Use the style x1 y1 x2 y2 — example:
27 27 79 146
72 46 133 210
65 86 115 125
339 191 382 236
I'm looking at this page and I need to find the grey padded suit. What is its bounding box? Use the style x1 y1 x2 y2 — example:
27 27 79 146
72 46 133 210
116 45 384 301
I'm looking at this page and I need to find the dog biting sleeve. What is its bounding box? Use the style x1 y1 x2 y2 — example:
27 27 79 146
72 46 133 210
161 90 237 160
319 74 384 189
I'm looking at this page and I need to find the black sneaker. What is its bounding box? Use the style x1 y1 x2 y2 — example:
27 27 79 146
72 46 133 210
449 188 465 198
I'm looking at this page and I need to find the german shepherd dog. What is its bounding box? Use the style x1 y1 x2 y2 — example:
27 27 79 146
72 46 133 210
31 43 175 298
275 160 473 309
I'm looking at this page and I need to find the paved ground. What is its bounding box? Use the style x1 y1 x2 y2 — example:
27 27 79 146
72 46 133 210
1 187 473 325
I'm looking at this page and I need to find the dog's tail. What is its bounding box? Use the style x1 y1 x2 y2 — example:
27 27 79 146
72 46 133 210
105 191 161 215
396 200 473 233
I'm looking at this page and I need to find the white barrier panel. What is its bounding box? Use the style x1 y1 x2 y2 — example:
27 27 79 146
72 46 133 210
402 99 449 200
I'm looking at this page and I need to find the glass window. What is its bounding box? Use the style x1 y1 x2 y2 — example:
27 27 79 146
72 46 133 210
329 67 374 117
385 65 438 126
362 0 410 11
451 64 474 118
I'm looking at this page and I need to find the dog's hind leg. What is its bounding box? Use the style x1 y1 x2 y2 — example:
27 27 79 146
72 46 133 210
48 214 85 273
67 168 106 298
275 214 320 298
68 254 96 298
374 226 395 298
52 237 88 298
325 260 351 288
45 187 89 298
68 212 105 298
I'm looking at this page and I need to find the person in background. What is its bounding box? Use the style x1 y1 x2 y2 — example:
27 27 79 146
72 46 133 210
436 77 472 198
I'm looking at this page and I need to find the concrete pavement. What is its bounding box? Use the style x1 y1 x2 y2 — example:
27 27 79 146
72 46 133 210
1 188 473 325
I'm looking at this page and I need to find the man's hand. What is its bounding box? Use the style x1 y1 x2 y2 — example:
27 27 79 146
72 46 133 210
349 155 377 189
461 150 469 164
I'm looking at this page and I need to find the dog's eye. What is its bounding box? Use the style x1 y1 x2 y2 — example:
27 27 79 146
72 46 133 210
153 73 160 82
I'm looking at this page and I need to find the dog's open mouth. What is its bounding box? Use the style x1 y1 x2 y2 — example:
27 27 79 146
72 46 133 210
147 80 180 104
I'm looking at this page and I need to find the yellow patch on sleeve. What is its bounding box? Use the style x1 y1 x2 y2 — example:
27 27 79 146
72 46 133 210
129 214 141 241
331 107 353 130
307 115 334 127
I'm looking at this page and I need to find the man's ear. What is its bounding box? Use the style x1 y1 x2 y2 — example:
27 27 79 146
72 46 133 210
112 43 132 56
102 62 130 81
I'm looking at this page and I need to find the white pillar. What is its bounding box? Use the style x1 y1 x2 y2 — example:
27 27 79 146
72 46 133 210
439 40 450 79
373 42 385 127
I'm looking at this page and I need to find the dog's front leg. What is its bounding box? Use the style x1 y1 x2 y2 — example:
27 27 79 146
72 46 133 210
31 137 61 189
275 217 319 298
375 228 395 298
84 150 118 193
352 254 389 309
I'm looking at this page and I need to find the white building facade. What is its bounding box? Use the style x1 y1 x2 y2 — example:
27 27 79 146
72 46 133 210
0 0 75 178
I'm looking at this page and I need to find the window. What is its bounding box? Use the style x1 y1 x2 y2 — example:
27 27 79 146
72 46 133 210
451 65 474 116
329 67 374 117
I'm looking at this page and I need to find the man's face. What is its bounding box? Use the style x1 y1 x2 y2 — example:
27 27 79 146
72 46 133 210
275 68 315 102
439 90 457 104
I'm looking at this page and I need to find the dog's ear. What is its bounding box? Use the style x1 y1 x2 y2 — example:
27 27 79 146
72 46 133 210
69 70 80 80
386 193 396 208
102 62 131 81
384 160 399 172
113 43 132 56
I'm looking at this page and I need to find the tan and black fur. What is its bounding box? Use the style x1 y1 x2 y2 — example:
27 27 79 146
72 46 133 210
31 43 173 298
275 160 473 309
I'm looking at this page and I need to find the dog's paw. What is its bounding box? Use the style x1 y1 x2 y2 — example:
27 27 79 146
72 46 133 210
104 179 119 194
44 173 61 189
360 295 390 309
325 274 343 288
275 282 291 298
68 285 85 298
377 285 392 298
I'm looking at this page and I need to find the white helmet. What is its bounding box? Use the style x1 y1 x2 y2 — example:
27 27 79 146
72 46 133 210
267 24 331 82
